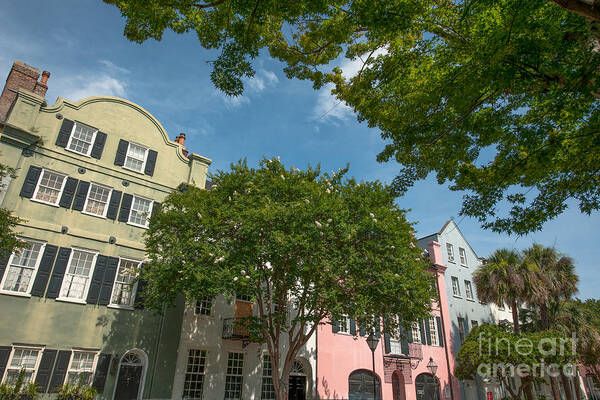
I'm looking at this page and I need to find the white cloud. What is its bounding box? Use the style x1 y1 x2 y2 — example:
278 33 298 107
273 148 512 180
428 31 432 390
58 74 127 101
99 60 131 75
215 68 279 108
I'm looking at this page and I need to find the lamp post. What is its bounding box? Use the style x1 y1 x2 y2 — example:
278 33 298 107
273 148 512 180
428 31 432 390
427 357 439 400
366 333 380 400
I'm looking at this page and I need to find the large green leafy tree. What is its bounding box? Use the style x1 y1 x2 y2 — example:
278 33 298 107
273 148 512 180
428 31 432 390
105 0 600 234
142 158 434 400
0 163 22 256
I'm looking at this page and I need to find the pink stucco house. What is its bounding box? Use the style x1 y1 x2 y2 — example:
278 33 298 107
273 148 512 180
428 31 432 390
316 241 461 400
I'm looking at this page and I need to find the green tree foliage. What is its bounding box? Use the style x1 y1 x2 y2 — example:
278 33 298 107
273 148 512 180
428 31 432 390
142 158 435 400
105 0 600 234
0 163 23 256
455 324 576 400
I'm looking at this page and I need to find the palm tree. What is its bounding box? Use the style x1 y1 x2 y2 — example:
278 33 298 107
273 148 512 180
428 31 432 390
473 248 533 334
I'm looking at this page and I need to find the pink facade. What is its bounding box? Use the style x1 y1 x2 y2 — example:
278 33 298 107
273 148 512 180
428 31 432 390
316 241 461 400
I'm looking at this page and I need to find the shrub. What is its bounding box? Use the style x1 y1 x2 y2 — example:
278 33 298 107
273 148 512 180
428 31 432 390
56 383 97 400
0 369 39 400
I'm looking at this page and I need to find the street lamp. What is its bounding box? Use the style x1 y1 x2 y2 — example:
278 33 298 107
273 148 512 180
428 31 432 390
427 357 438 376
366 333 379 400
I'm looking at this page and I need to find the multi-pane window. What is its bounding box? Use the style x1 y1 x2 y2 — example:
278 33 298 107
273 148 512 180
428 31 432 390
446 243 455 263
224 352 244 400
59 249 96 301
66 352 96 385
33 170 66 205
471 320 479 328
3 348 41 384
411 322 421 343
66 123 96 156
464 280 474 300
128 196 153 227
338 315 350 334
124 143 148 173
110 258 139 307
236 294 252 302
428 318 439 346
451 276 461 297
195 297 212 316
458 317 465 343
1 239 44 294
260 355 276 400
183 349 207 400
458 247 467 266
83 183 112 217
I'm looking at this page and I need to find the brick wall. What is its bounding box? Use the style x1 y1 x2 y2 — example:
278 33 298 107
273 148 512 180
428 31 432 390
0 60 49 122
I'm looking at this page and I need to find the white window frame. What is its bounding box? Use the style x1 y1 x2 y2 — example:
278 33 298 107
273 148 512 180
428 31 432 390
56 248 99 304
0 238 46 297
1 346 43 384
464 280 474 300
337 315 351 334
429 317 439 346
183 348 207 400
82 182 113 219
31 169 67 207
123 142 149 174
451 276 461 297
411 322 421 344
195 297 213 316
458 247 467 266
260 354 276 400
127 195 154 229
224 352 244 400
65 350 98 386
446 243 455 263
65 122 98 157
108 258 141 309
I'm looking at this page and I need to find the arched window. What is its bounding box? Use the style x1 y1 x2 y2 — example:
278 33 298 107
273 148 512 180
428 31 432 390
415 373 440 400
348 369 381 400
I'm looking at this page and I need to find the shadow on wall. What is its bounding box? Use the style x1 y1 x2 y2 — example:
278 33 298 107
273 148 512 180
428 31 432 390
96 295 185 400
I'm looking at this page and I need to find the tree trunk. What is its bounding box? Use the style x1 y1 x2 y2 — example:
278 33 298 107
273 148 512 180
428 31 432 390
540 303 549 330
511 299 520 334
524 377 536 400
551 376 562 400
562 371 574 400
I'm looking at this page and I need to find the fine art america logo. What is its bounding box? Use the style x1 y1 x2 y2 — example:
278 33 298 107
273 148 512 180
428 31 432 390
476 333 578 379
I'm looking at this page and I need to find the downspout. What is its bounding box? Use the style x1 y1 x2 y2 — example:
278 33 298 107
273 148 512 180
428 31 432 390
147 303 167 397
436 268 455 400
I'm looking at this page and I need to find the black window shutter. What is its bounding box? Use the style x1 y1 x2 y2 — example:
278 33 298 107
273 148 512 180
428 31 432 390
58 177 79 209
134 273 147 309
420 320 427 345
19 166 42 198
31 244 58 297
401 335 410 355
90 131 107 159
332 319 340 333
424 318 432 346
106 190 122 220
72 181 90 211
34 349 57 393
46 247 71 299
49 350 71 392
0 251 10 283
398 322 410 354
144 149 158 176
114 139 129 166
0 346 11 381
436 316 444 347
92 354 112 393
349 318 356 335
55 119 74 148
87 255 107 304
118 193 133 222
384 333 391 354
374 317 381 338
359 324 366 337
98 257 119 306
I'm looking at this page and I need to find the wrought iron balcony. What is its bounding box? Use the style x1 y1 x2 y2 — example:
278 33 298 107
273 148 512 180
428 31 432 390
222 318 251 340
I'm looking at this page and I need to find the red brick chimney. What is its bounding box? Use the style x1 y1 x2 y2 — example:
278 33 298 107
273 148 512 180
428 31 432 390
0 60 50 123
175 133 189 156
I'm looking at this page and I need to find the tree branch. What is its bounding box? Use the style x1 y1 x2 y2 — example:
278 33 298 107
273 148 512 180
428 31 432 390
548 0 600 23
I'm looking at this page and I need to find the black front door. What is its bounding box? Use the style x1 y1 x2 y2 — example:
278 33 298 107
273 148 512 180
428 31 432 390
289 375 306 400
114 365 142 400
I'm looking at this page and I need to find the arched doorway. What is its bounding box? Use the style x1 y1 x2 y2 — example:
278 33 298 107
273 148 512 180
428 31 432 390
113 350 147 400
348 369 382 400
392 370 406 400
415 373 440 400
289 360 307 400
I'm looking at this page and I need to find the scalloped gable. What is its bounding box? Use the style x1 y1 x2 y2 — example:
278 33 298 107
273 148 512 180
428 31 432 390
43 95 189 163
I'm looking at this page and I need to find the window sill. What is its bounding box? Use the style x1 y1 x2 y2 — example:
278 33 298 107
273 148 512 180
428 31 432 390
122 165 145 175
466 298 475 302
55 297 87 305
334 331 352 336
127 221 149 229
82 211 108 219
0 290 32 298
453 295 462 299
65 148 92 158
31 198 60 207
107 304 134 311
460 264 468 267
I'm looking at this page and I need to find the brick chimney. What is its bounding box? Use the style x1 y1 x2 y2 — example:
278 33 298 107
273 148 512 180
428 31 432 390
175 133 189 157
0 60 50 123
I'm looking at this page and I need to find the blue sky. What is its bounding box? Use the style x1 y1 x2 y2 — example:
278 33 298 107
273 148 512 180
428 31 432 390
1 1 598 299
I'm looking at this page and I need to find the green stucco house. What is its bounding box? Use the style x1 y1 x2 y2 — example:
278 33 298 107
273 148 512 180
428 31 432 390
0 60 212 399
